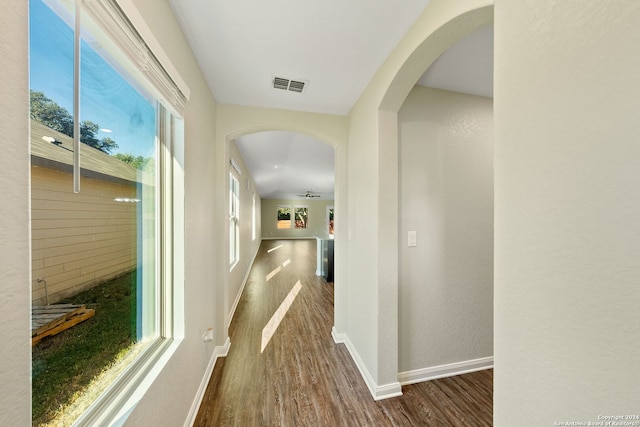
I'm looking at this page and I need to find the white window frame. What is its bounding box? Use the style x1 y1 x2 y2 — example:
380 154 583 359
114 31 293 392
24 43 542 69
76 107 184 426
229 172 240 269
252 193 256 241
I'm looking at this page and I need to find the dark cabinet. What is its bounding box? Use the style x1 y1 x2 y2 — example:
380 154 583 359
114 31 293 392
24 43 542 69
321 238 334 282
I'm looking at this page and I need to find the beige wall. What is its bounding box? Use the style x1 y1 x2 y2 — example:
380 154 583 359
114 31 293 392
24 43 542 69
494 0 640 424
398 85 493 375
31 166 137 305
0 1 30 424
261 198 333 239
227 141 262 325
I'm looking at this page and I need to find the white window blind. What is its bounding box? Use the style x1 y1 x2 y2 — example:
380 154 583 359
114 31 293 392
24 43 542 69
81 0 189 116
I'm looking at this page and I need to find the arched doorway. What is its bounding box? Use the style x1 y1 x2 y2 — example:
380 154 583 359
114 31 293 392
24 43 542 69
383 2 495 393
396 25 494 381
214 104 348 345
226 130 335 317
339 1 494 400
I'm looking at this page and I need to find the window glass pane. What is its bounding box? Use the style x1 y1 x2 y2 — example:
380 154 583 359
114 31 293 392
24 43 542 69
230 219 236 262
277 205 291 229
30 0 159 423
29 0 74 136
229 173 234 216
80 8 159 344
252 194 256 241
295 207 308 229
330 208 334 234
230 174 239 265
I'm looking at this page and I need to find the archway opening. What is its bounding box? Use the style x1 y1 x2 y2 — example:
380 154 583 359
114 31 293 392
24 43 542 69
371 3 494 392
234 130 335 240
224 129 338 330
397 23 494 381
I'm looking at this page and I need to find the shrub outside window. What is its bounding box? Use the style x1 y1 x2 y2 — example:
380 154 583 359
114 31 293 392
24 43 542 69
327 206 334 235
294 206 308 229
277 205 309 229
277 205 291 229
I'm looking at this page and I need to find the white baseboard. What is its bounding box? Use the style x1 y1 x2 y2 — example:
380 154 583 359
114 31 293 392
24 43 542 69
183 337 231 427
334 328 402 401
227 247 260 328
397 356 493 386
373 382 403 401
331 326 346 344
261 237 315 240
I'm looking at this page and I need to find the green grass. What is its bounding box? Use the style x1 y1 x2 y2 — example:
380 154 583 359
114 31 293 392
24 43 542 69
32 271 137 426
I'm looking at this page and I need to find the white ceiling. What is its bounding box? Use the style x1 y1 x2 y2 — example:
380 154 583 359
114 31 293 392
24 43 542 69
234 131 334 200
169 1 493 200
169 0 432 116
417 24 493 98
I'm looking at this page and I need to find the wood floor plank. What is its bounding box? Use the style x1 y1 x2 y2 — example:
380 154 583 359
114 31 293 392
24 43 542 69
194 239 492 426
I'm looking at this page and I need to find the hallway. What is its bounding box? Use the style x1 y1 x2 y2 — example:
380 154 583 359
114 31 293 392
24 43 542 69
194 239 492 426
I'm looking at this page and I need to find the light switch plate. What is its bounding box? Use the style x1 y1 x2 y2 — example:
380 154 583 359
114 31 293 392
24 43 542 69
408 231 417 247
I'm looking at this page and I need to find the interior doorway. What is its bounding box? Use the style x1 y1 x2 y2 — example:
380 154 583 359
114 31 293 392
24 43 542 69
395 23 495 383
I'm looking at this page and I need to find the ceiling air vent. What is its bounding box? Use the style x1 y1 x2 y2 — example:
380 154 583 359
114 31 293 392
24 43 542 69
288 80 305 93
272 76 308 93
273 77 290 90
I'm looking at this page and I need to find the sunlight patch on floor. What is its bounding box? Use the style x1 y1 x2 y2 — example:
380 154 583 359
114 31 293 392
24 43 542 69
261 280 302 353
265 259 292 281
267 244 283 253
266 266 281 282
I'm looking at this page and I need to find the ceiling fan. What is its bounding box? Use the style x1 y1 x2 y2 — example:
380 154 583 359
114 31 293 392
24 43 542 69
298 191 321 198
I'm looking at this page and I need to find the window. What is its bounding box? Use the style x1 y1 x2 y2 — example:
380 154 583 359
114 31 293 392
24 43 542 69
29 0 186 425
277 205 308 229
327 206 334 235
252 193 257 241
277 205 292 229
230 172 240 267
294 206 309 229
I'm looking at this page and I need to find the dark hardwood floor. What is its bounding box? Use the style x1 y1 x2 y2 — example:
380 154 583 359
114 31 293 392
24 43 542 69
194 239 492 426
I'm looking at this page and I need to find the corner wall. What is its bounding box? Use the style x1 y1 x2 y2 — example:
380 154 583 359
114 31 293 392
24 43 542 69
0 2 31 424
494 0 640 424
397 86 493 377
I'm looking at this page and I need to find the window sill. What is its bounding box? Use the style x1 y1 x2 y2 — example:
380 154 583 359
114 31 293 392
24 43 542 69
74 336 183 426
